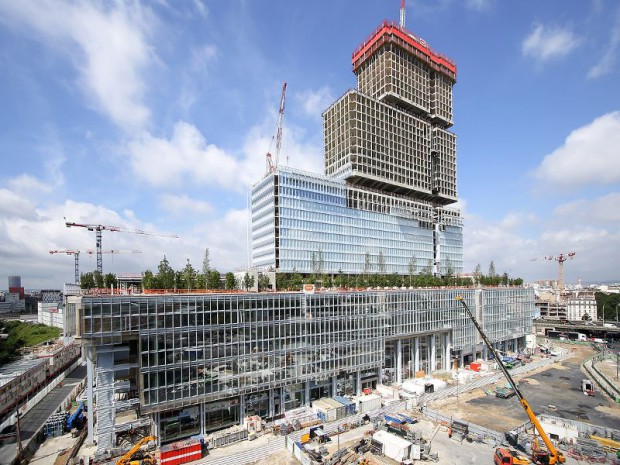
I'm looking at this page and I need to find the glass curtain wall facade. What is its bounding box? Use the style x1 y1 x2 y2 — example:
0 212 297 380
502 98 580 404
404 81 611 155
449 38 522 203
80 287 533 443
251 167 462 275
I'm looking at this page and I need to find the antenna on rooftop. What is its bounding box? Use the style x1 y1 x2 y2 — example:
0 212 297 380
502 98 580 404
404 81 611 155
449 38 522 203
400 0 406 28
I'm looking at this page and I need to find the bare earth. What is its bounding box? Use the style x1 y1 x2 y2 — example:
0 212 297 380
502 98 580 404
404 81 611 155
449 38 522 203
429 346 620 431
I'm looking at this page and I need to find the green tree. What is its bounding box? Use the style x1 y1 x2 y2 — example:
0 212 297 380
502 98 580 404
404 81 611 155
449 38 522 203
318 249 325 274
142 270 156 289
408 255 417 285
488 261 497 278
258 274 270 291
207 270 222 290
242 272 255 291
202 248 211 276
157 255 175 289
290 270 303 290
80 272 95 289
335 269 346 288
93 271 104 288
183 259 197 290
104 273 117 288
363 251 372 275
378 251 386 274
501 272 509 286
225 272 237 290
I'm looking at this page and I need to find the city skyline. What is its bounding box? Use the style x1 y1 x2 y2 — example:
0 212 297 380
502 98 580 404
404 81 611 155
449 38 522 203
0 0 619 288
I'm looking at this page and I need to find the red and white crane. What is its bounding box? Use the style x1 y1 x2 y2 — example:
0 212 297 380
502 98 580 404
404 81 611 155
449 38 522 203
65 221 178 275
530 252 576 295
50 249 142 284
266 82 288 173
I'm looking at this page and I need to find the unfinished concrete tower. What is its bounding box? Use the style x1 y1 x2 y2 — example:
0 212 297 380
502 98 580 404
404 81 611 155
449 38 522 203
323 20 459 275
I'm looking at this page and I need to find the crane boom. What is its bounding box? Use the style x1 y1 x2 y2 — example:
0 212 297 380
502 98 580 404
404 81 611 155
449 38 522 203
455 295 565 464
49 249 81 284
275 82 287 167
65 220 178 274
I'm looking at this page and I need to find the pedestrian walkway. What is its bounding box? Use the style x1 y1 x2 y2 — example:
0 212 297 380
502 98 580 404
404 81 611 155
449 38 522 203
585 354 620 402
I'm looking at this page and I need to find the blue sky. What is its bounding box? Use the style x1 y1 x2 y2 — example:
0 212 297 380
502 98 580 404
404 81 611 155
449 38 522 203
0 0 619 289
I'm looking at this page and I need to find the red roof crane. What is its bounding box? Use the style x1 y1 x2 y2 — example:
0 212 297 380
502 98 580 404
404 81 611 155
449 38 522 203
50 249 143 284
65 221 178 275
265 82 287 174
530 252 576 295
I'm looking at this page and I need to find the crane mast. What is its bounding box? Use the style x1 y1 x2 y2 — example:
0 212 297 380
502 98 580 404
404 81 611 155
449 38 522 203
400 0 406 28
455 295 565 464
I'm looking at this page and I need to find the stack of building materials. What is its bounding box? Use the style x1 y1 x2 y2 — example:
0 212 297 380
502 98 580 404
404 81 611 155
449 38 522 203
207 425 248 449
43 412 68 437
572 438 607 462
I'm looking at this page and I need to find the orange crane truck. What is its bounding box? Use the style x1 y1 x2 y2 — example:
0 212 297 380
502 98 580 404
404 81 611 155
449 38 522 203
455 295 565 465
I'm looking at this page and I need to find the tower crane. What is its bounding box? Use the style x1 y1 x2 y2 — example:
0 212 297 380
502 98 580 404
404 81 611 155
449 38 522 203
50 249 142 285
64 221 178 275
265 82 287 173
49 250 81 285
530 252 576 295
400 0 406 28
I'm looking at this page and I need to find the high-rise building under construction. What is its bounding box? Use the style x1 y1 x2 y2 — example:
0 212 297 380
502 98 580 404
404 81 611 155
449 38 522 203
252 20 462 277
75 11 533 451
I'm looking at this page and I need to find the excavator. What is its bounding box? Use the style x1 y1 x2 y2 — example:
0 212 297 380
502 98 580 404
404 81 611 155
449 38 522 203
455 295 565 465
116 436 157 465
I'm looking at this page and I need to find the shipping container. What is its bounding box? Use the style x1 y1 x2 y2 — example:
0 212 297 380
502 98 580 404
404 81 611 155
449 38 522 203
355 393 382 413
312 399 338 422
372 430 413 462
160 438 202 465
332 396 356 416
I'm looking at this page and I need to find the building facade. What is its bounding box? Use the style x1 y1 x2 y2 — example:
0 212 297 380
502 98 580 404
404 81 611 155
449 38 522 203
78 287 532 448
251 21 462 277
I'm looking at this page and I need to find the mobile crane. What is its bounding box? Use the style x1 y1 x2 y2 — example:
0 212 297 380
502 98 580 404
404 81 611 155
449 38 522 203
455 295 565 465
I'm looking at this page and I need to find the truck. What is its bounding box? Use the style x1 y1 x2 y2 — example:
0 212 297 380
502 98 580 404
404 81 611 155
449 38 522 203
581 379 595 396
495 447 531 465
456 295 565 465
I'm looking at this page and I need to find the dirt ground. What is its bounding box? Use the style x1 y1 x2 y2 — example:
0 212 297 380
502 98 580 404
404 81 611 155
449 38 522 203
429 346 620 431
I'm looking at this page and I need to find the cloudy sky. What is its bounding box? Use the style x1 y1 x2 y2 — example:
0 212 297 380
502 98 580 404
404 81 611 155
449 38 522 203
0 0 619 289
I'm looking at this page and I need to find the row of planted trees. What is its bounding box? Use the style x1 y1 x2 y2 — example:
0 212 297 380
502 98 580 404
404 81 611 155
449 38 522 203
80 251 522 291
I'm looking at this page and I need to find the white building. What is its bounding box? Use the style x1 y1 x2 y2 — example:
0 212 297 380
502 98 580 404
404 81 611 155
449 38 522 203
566 295 597 321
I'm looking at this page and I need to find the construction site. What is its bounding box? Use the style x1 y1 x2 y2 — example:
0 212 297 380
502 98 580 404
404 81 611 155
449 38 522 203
10 2 620 465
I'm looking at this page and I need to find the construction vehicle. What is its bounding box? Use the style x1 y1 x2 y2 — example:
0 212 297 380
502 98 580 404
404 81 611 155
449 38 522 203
494 447 531 465
581 379 595 396
455 295 565 464
116 436 156 465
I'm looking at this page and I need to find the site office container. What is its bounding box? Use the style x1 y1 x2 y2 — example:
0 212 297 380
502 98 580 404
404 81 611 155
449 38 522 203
355 393 382 413
160 438 202 465
372 430 412 462
332 396 356 416
321 397 347 419
312 399 338 422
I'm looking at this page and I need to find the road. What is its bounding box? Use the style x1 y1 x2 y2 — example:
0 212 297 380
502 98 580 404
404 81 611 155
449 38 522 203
0 364 86 465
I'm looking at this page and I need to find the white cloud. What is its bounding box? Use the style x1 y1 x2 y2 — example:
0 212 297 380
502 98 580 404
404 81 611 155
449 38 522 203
294 87 335 118
126 119 323 191
588 9 620 78
160 194 213 216
533 111 620 190
8 174 53 197
0 0 154 130
522 23 580 62
553 192 620 224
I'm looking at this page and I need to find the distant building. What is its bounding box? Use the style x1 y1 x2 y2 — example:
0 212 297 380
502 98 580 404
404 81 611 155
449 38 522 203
566 293 597 321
